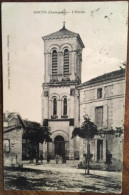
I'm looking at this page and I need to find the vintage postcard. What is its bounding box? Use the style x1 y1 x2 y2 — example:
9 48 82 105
2 2 128 193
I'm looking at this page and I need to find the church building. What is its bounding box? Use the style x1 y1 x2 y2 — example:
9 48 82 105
41 24 125 170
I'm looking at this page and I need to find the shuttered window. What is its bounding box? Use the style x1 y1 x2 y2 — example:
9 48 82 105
97 88 102 99
95 106 103 127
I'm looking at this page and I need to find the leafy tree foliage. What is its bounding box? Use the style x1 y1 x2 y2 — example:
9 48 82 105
98 127 124 136
23 120 52 144
23 120 52 163
119 61 127 69
72 115 97 140
72 115 97 174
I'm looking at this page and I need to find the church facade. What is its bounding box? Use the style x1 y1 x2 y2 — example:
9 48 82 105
41 25 125 170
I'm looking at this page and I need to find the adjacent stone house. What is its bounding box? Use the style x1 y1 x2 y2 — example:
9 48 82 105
3 112 25 166
78 69 125 170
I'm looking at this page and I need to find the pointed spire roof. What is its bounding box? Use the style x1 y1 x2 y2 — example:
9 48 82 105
42 25 85 48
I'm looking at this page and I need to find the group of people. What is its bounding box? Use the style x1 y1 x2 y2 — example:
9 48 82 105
30 153 67 164
39 154 67 164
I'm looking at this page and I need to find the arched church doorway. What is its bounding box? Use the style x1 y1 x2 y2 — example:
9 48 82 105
54 136 65 157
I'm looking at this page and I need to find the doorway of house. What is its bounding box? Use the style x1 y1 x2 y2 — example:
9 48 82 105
54 136 65 157
97 139 103 161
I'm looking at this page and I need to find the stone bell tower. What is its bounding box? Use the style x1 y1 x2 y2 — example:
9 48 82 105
41 24 84 159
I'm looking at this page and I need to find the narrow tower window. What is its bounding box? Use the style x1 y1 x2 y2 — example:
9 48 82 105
52 50 57 76
63 97 67 115
63 49 69 76
53 98 57 116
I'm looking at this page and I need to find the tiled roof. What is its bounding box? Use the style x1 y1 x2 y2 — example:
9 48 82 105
42 25 85 48
3 125 23 133
80 69 125 87
43 27 78 39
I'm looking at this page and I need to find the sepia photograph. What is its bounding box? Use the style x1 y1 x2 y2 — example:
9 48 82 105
2 1 128 193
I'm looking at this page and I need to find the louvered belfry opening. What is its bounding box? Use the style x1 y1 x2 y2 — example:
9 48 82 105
63 49 69 76
52 50 58 76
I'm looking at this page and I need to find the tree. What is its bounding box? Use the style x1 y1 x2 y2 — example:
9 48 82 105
72 115 97 174
119 61 127 69
23 120 52 162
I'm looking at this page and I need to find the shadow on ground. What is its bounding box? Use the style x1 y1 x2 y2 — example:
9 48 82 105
4 167 121 193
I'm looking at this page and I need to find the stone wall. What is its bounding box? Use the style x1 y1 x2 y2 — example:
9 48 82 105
3 127 23 166
106 134 123 171
79 78 125 170
79 79 125 129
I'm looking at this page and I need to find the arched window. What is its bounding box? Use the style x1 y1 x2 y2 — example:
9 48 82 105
52 50 57 76
53 98 57 115
63 97 67 116
63 49 69 76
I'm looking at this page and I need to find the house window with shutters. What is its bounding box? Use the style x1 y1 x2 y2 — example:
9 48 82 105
97 140 103 161
95 106 103 127
52 50 58 76
63 49 69 76
97 88 102 99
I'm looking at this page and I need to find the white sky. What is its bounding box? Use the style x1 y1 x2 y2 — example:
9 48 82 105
2 2 128 122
